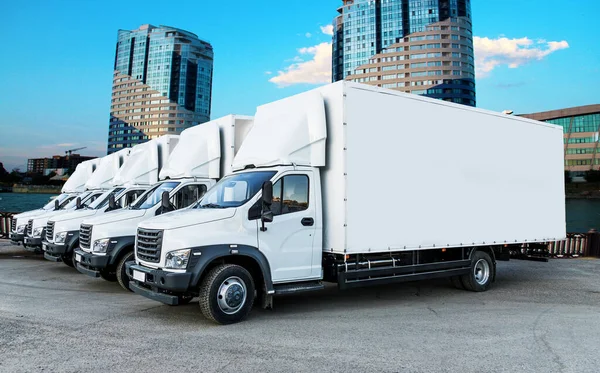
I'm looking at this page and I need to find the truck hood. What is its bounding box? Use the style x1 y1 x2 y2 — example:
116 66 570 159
51 209 98 223
14 209 46 219
84 208 147 226
140 208 236 230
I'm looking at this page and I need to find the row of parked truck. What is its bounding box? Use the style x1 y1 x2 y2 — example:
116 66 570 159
9 82 567 324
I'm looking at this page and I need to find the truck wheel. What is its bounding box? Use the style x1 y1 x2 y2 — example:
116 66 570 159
450 276 464 290
62 251 76 268
199 264 255 325
116 251 134 292
99 269 117 282
460 251 494 292
168 296 194 306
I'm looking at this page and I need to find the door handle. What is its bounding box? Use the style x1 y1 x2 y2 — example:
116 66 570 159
301 217 314 226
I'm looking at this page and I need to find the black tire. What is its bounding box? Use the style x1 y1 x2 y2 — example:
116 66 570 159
62 250 76 268
99 269 117 282
460 251 494 292
168 296 194 306
199 264 255 325
450 276 465 290
116 251 134 292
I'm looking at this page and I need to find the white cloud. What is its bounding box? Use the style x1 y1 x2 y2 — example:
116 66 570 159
269 42 332 88
474 36 569 78
305 32 312 38
320 25 334 36
264 71 272 75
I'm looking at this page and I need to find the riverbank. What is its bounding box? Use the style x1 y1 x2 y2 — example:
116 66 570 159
566 182 600 199
11 184 62 194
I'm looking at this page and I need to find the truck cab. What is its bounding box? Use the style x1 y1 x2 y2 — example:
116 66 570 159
10 158 101 246
22 190 104 251
42 186 147 266
75 178 213 289
75 115 252 291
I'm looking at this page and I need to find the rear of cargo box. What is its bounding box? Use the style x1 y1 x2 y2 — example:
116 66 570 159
323 82 565 255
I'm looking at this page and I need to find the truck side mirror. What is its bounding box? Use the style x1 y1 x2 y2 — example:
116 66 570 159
159 191 175 214
54 199 59 211
76 197 82 209
260 181 273 231
108 194 116 211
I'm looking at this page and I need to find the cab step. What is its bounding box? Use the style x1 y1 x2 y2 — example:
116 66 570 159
273 281 324 295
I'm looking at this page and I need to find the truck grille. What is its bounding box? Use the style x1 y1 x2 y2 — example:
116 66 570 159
136 228 163 263
80 224 93 250
27 219 33 236
11 218 16 232
46 221 55 241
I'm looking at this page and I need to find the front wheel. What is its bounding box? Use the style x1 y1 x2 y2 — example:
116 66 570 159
116 251 134 292
199 264 255 325
460 251 494 292
62 250 76 268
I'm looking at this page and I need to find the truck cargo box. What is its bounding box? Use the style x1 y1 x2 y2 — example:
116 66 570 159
320 82 566 254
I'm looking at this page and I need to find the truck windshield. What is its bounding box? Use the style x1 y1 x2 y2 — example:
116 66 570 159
90 188 126 209
61 193 90 210
130 182 180 210
42 193 69 210
194 171 276 209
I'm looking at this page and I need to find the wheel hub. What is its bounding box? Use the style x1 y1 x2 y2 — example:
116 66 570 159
474 258 490 285
217 276 246 314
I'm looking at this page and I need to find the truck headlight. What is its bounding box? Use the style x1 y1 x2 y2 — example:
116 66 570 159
17 225 25 234
33 227 44 238
55 231 68 244
164 249 191 269
93 238 110 253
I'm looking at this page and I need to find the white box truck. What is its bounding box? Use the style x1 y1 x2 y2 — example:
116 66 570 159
22 149 134 251
41 138 181 267
126 82 566 324
9 158 101 246
75 115 253 291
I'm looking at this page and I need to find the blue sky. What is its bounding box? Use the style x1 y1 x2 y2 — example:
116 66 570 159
0 0 598 171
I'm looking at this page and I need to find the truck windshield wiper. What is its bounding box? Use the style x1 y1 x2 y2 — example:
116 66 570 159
199 203 224 209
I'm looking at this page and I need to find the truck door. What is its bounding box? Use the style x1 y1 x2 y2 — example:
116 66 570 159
259 172 317 282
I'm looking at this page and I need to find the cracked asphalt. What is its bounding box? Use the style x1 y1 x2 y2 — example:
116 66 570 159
1 239 600 373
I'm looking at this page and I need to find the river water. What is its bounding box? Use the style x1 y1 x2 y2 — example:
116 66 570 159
1 193 599 233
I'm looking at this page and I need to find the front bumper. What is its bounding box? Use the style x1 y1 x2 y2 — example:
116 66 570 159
43 241 68 262
74 249 110 278
9 232 24 245
23 236 43 250
126 262 193 305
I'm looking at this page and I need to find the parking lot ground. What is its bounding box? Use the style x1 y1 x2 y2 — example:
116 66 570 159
1 239 600 373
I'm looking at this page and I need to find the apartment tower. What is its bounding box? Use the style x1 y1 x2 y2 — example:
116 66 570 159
107 24 214 153
332 0 476 106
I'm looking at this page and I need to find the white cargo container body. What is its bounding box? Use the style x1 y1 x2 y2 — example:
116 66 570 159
127 82 565 324
317 82 566 254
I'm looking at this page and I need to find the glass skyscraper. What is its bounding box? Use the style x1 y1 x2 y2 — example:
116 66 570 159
107 24 214 153
332 0 476 106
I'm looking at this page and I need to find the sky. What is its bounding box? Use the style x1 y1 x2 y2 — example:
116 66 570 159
0 0 598 171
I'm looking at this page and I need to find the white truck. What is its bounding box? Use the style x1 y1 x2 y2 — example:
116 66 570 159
22 150 131 251
126 82 566 324
9 159 100 246
75 115 253 291
41 144 164 267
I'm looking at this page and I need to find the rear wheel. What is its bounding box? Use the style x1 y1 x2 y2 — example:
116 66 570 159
116 251 134 292
199 264 255 325
460 251 494 292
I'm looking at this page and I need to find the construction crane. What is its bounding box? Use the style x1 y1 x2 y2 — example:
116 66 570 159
65 147 87 157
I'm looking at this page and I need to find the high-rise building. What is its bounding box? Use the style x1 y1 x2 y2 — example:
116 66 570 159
332 0 476 106
27 154 96 175
521 105 600 173
107 24 214 153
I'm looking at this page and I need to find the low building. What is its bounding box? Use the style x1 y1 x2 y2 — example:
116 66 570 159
27 154 96 175
520 105 600 173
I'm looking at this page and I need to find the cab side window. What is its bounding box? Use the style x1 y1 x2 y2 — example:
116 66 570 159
121 189 145 208
171 184 208 209
272 175 309 216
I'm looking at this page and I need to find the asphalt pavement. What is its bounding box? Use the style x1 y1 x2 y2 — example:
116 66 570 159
1 239 599 373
